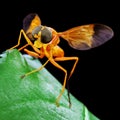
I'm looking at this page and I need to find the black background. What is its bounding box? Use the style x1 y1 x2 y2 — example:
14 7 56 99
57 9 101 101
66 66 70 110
0 1 119 120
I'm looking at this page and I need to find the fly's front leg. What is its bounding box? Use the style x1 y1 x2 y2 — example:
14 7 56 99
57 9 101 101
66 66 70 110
24 49 44 59
8 29 33 51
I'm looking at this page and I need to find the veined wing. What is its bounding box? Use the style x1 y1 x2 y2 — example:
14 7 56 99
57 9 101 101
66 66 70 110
58 24 114 50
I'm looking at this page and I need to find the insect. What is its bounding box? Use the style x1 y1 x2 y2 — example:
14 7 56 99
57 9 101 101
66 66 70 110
9 13 114 107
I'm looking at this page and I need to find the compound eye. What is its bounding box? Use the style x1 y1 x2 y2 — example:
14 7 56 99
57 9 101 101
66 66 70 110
41 27 52 43
32 25 42 40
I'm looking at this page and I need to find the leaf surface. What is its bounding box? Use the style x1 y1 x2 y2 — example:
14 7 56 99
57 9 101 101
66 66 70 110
0 49 100 120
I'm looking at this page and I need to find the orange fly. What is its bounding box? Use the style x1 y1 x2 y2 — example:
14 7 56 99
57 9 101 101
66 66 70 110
9 13 114 107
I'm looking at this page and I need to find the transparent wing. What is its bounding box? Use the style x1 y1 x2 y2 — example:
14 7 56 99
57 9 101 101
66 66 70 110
59 24 114 50
23 13 41 34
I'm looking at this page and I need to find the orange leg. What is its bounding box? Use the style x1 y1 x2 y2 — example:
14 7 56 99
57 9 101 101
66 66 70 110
48 58 67 107
23 48 44 58
52 57 78 107
21 59 49 78
8 29 33 50
54 57 79 80
21 48 48 78
18 44 29 51
8 28 45 58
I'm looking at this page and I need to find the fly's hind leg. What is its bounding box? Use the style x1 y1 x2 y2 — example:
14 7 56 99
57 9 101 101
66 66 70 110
48 58 67 107
54 56 79 107
55 57 79 80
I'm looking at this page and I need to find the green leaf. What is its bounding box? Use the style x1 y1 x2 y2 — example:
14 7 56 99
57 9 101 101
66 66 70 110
0 49 100 120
